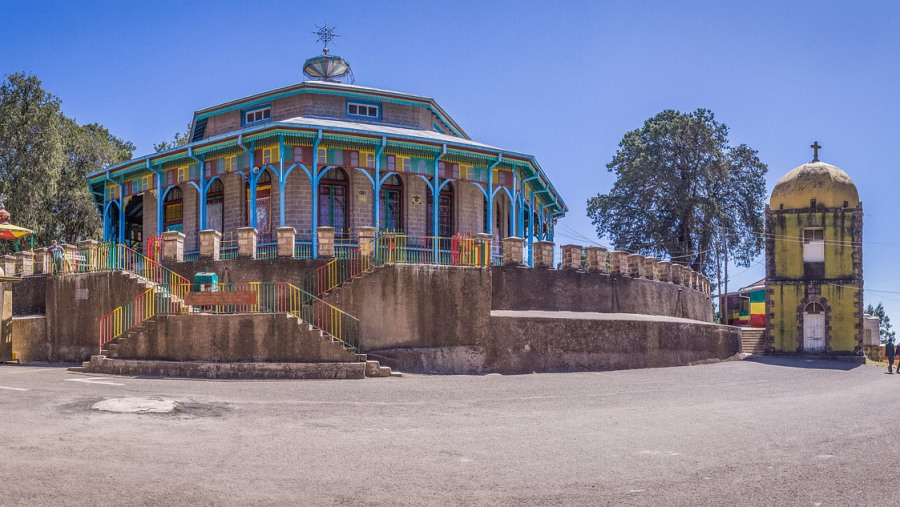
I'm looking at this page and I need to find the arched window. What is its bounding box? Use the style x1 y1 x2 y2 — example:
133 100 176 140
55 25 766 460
246 171 273 241
427 182 453 237
318 167 349 237
206 179 224 232
379 174 403 233
164 187 183 232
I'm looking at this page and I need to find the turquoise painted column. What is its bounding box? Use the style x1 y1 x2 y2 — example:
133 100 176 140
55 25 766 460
311 131 322 258
278 136 286 227
372 137 386 229
117 194 125 244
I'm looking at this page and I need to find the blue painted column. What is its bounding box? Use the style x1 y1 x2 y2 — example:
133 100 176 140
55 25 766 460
155 169 164 234
101 185 109 241
528 193 535 266
198 157 208 231
117 195 125 245
372 138 385 229
249 146 258 230
311 133 322 258
278 136 286 227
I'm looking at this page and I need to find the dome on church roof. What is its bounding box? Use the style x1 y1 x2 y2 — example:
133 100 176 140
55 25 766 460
770 161 859 210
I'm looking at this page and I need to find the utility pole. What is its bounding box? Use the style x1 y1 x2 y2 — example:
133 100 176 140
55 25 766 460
715 234 722 324
723 227 729 326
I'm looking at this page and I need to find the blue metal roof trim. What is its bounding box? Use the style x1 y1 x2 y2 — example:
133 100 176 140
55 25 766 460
89 120 567 216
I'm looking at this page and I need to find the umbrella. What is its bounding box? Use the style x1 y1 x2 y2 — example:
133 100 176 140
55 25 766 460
0 223 33 240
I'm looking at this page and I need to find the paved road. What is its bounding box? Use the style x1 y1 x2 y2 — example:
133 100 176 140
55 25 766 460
0 357 892 505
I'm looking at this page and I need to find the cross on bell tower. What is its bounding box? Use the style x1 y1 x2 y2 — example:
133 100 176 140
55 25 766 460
810 141 821 162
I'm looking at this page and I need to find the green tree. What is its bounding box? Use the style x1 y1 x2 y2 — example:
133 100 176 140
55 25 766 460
153 123 191 152
52 119 135 242
0 72 63 247
0 72 134 250
865 302 895 343
587 109 767 278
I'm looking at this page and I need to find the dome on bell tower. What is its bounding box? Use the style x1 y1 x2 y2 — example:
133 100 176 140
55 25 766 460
769 144 859 209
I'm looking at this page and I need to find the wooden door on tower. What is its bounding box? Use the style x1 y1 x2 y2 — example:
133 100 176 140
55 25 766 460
803 303 826 351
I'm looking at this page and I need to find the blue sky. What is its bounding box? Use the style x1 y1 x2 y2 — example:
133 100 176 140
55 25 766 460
3 1 900 317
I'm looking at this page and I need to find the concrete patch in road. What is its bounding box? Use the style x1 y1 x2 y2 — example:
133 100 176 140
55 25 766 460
92 397 178 413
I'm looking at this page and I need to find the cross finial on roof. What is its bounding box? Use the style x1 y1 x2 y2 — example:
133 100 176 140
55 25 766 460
312 22 339 55
810 141 821 162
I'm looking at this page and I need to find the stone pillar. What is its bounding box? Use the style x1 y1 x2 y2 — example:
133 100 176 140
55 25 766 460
656 261 671 282
358 226 377 258
561 244 583 270
687 270 696 290
162 231 185 263
609 251 628 275
33 248 49 275
502 237 525 266
15 251 34 276
237 227 258 259
627 254 643 277
585 247 607 273
317 226 335 259
275 227 295 258
1 255 15 276
641 257 658 280
670 264 683 285
533 241 554 269
199 230 222 261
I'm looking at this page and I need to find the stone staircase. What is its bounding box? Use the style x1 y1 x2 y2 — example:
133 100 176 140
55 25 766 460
740 328 767 355
82 311 399 379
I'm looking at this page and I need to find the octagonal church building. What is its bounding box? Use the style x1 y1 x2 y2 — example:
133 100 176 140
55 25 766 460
765 145 863 356
87 44 567 264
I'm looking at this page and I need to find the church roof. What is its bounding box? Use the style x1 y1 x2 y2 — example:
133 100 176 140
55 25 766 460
190 80 469 140
770 161 860 209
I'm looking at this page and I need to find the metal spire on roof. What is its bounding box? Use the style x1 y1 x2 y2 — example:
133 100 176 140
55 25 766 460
312 22 339 55
304 23 354 83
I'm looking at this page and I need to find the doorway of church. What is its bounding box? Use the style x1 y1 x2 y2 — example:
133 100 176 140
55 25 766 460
803 302 826 351
124 195 143 253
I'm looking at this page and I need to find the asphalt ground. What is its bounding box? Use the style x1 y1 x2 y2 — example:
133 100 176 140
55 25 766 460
0 357 892 506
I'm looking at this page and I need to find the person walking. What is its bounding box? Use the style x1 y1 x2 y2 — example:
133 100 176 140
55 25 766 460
887 337 896 374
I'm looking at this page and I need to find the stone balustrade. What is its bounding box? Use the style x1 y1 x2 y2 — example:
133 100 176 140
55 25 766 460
162 231 185 262
641 257 658 280
33 248 49 274
502 237 525 266
585 246 607 273
237 227 258 259
561 244 583 270
609 251 628 275
316 227 335 258
358 227 377 258
627 254 643 277
656 261 671 282
276 227 295 258
533 241 554 268
200 230 222 261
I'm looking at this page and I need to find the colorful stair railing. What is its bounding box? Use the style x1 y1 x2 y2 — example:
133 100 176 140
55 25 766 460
98 281 360 355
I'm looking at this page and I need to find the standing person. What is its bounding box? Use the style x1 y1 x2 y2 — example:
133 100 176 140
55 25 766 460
887 337 896 374
47 240 63 274
895 340 900 375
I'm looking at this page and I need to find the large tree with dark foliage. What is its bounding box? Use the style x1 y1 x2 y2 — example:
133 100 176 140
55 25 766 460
0 72 134 251
587 109 767 278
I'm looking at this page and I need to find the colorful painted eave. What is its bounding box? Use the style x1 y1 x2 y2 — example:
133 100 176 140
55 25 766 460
188 80 469 141
88 120 568 216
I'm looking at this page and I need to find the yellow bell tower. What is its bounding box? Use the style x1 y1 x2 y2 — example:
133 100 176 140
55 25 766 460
765 143 863 356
